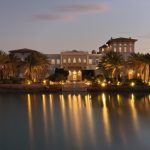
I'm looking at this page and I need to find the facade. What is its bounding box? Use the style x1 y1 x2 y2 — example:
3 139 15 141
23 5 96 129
47 50 101 82
99 37 137 59
9 37 137 82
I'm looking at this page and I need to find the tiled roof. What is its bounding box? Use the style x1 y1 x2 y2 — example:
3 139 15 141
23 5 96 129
106 37 137 44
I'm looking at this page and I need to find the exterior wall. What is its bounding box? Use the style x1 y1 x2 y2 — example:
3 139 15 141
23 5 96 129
99 37 137 59
61 50 88 81
87 54 102 70
9 49 102 82
46 54 61 75
61 50 88 70
47 50 101 82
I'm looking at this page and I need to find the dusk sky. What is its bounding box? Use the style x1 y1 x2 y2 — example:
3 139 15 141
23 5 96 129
0 0 150 54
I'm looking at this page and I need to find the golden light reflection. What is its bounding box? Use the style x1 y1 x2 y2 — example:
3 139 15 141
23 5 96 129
68 94 72 110
78 94 82 109
27 94 34 148
85 94 96 147
59 94 68 142
101 93 111 144
129 94 139 132
42 94 48 140
117 94 121 106
49 94 55 135
67 94 84 149
72 94 82 146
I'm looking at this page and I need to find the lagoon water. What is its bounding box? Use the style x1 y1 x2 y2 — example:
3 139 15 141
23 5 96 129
0 93 150 150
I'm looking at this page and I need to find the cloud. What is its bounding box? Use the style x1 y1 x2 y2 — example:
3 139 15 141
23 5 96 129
58 3 110 14
32 3 110 22
33 14 74 21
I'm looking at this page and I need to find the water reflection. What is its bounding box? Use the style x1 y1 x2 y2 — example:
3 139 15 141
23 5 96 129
27 94 34 149
72 94 83 149
101 93 112 145
42 94 48 143
59 94 68 146
49 94 55 136
84 94 96 147
24 92 150 150
129 94 139 132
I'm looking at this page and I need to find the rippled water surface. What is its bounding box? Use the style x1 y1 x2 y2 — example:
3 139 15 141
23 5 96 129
0 93 150 150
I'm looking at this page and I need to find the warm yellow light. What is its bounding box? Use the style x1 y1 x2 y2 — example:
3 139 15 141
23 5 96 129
49 81 54 85
43 80 47 85
148 82 150 86
27 80 31 85
61 81 64 85
117 81 121 86
108 81 111 84
101 82 106 87
33 78 36 82
85 82 91 85
130 82 135 87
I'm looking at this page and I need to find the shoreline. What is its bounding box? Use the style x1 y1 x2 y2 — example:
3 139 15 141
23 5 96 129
0 84 150 93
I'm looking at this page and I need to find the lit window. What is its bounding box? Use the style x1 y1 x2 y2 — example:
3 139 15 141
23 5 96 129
124 47 127 53
119 43 122 46
114 48 117 52
78 71 81 75
68 58 71 63
102 48 104 52
57 59 60 64
83 59 86 63
73 58 76 63
124 43 127 46
63 59 66 63
89 59 92 64
51 59 55 64
78 58 81 63
113 43 116 46
119 47 122 52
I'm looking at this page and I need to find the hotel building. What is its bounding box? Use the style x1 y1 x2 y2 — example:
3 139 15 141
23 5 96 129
47 50 101 82
99 37 137 59
9 37 137 82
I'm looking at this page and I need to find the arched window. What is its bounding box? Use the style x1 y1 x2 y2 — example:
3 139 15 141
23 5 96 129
51 59 55 64
69 70 71 75
124 47 127 53
83 59 86 63
63 59 66 63
73 58 76 63
68 58 71 63
78 58 81 63
89 59 92 64
119 47 122 52
78 70 81 75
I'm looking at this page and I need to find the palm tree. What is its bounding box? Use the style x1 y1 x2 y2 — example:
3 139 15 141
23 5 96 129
101 51 125 83
127 53 142 78
142 53 150 82
23 52 49 81
128 53 150 82
0 50 9 80
7 53 22 78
